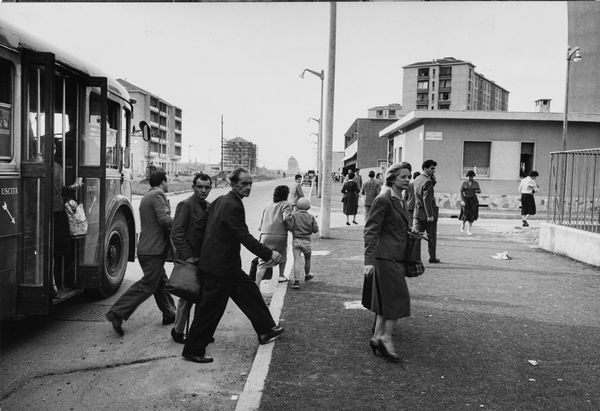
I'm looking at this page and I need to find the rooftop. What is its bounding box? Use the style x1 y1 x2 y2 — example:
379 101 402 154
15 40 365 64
403 57 473 68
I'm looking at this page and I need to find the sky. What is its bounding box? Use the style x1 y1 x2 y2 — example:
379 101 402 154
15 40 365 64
0 2 567 170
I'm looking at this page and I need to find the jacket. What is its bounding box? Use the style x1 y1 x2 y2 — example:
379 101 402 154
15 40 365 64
171 194 210 261
413 173 437 221
285 210 319 240
137 187 172 256
259 201 292 236
361 179 382 207
364 190 411 265
200 191 273 277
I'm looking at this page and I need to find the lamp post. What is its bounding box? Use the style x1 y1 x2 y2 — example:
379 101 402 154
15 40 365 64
300 68 324 197
562 46 582 151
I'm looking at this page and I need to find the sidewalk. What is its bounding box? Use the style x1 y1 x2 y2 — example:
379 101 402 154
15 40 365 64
257 206 600 409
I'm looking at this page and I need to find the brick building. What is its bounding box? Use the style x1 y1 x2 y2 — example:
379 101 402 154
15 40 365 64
223 137 257 173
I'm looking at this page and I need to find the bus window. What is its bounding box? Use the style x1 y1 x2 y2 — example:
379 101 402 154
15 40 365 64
122 107 131 169
106 99 119 169
26 66 48 162
82 91 101 166
0 58 13 161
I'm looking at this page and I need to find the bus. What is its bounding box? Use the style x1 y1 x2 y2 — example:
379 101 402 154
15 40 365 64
0 20 137 319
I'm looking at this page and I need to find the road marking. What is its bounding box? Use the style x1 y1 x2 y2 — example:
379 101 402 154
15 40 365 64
235 248 292 411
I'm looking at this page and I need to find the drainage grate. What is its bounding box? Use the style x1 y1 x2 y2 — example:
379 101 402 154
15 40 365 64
52 303 111 322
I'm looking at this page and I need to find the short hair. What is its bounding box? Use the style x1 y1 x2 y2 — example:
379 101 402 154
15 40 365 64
296 197 311 210
376 173 382 179
193 172 212 187
149 169 167 187
355 168 360 172
229 167 249 184
413 171 421 179
347 172 355 180
529 170 539 177
368 171 375 178
385 162 412 187
466 170 476 178
422 159 437 170
273 185 290 202
295 174 302 180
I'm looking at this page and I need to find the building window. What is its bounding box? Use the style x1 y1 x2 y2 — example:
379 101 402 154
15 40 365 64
433 68 436 76
418 68 429 77
417 81 429 90
440 79 451 89
440 66 452 77
520 143 534 178
439 92 450 102
463 141 491 177
432 81 435 91
469 68 472 79
376 110 383 118
388 110 396 117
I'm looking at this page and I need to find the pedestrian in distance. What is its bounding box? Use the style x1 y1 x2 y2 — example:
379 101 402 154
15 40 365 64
361 170 381 219
403 171 420 229
291 173 304 210
182 167 284 363
256 185 292 285
519 170 539 227
106 169 176 336
355 168 363 190
169 172 212 344
341 171 360 225
413 159 440 263
459 170 481 235
363 162 413 363
284 197 319 290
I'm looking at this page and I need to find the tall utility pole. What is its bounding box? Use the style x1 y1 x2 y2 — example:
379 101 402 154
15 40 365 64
220 114 224 172
319 2 336 238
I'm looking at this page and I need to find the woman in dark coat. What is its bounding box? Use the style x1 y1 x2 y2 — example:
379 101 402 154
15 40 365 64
459 170 481 235
341 172 360 225
363 162 412 363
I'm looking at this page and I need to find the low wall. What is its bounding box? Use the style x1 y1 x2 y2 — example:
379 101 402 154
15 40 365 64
539 222 600 267
436 192 547 212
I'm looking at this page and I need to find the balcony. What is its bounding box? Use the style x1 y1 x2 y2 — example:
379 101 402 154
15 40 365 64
416 99 429 105
175 128 182 134
159 125 167 131
149 121 159 128
438 100 451 106
150 106 159 113
174 142 182 147
150 137 159 143
417 74 429 81
439 86 452 92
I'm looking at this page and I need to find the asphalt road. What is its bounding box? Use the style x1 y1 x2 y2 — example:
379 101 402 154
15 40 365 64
0 176 293 410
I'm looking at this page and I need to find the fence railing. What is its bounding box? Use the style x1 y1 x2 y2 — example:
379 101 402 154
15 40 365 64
547 148 600 233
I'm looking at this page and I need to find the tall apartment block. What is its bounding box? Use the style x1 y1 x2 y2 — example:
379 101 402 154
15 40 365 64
402 57 509 112
117 79 182 176
223 137 257 173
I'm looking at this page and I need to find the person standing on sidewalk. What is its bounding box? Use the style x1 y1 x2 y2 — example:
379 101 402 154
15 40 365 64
361 170 381 219
106 169 176 336
519 170 539 227
459 170 481 235
403 171 420 229
364 162 413 363
182 167 284 363
169 172 212 344
285 197 319 290
413 159 440 263
342 172 360 225
291 174 304 210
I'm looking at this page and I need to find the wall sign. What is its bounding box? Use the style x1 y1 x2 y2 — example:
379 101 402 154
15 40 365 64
0 179 18 236
425 131 443 141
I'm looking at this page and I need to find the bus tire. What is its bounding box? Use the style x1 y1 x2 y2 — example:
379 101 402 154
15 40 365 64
98 211 129 297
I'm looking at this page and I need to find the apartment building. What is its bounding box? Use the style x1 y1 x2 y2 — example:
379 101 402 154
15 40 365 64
117 79 182 176
287 156 300 174
367 103 405 120
402 57 509 112
223 137 257 173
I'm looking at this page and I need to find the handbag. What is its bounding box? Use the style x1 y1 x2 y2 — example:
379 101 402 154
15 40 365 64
405 231 425 277
165 260 202 302
64 199 88 238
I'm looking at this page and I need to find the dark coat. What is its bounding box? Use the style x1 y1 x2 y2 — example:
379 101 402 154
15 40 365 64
413 173 437 221
137 187 172 256
200 191 273 277
171 194 210 261
364 190 411 265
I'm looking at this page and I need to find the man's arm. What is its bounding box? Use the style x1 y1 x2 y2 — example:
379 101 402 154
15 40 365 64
171 201 193 261
153 192 173 230
227 199 273 261
422 180 435 219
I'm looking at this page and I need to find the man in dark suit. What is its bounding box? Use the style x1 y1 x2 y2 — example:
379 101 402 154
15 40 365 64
106 169 176 335
413 159 440 263
182 167 284 363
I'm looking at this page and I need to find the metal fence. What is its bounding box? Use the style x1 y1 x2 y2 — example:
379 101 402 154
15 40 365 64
547 148 600 233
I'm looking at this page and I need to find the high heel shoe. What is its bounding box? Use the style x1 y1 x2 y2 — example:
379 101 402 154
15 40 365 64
377 340 402 363
369 340 380 355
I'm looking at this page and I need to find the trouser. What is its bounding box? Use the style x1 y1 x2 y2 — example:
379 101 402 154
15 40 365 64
108 255 175 321
292 238 312 281
183 269 275 356
173 298 194 334
53 211 73 286
414 216 438 260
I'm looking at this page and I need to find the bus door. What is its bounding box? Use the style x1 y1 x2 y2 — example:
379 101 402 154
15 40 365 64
17 51 55 316
76 77 107 288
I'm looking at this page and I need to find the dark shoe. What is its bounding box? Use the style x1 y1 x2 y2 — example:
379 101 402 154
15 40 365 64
182 353 214 363
278 277 288 283
346 222 350 226
429 258 440 264
106 312 124 336
352 220 358 224
522 220 529 227
258 325 284 345
369 340 381 356
291 280 300 289
171 328 186 344
162 314 176 326
377 340 402 363
304 273 314 282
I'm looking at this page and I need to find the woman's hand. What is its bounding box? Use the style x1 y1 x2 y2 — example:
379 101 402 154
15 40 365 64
460 200 465 206
363 265 374 277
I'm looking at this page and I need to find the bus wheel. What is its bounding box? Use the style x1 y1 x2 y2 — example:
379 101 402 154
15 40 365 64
99 212 129 297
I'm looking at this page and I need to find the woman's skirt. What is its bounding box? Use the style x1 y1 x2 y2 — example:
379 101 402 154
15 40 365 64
342 193 358 215
259 233 288 264
459 196 479 222
520 193 536 216
371 258 410 320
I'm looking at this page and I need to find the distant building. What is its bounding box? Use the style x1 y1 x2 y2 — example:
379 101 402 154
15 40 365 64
343 117 395 177
287 156 299 174
367 103 405 120
402 57 509 112
117 79 182 176
223 137 257 173
567 2 600 114
535 99 552 113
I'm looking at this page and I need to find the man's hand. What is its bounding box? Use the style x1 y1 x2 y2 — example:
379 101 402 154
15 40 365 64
363 265 375 277
427 216 435 222
185 257 197 264
460 200 465 206
270 250 282 265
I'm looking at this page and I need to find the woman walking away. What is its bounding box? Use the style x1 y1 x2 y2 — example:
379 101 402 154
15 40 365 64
256 185 292 284
341 171 360 225
519 170 539 227
363 162 413 363
459 170 481 235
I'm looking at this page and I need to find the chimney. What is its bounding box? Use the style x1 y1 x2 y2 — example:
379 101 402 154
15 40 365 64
535 99 551 113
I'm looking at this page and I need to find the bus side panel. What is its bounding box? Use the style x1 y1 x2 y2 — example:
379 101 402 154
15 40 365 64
0 178 19 320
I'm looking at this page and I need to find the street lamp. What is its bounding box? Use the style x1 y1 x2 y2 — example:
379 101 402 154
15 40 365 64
300 68 324 197
562 46 582 151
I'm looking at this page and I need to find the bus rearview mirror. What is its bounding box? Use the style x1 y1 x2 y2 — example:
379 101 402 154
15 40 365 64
139 121 151 142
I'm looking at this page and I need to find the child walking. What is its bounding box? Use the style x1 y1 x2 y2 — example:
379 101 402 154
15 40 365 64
285 197 319 289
